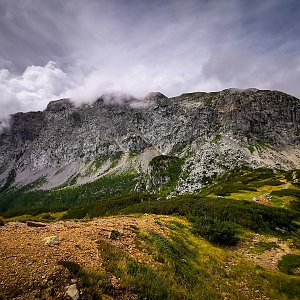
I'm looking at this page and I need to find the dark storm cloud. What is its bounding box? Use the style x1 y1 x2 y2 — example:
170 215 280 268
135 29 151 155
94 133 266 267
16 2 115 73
0 0 299 119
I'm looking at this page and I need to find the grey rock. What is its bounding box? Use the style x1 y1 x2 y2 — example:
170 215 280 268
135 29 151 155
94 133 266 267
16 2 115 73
43 236 60 246
0 88 299 194
65 284 79 300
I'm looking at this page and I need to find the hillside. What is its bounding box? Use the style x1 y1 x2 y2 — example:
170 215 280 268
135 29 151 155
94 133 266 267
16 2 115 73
1 212 300 299
0 167 300 299
0 88 300 299
0 88 300 216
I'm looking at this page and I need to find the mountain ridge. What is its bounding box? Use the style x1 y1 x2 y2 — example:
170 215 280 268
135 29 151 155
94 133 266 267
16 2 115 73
0 88 299 196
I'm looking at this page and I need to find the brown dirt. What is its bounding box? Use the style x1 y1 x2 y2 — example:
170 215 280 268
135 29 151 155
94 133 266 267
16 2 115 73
237 234 291 271
0 215 164 300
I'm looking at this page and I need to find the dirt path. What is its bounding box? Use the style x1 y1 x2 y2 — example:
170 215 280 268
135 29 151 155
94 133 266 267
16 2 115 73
0 216 163 300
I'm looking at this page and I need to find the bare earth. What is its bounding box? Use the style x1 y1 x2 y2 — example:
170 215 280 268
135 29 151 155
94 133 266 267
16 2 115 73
0 216 163 300
0 216 293 300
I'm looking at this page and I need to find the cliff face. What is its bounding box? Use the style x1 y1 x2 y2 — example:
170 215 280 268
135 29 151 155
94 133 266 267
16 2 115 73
0 88 300 193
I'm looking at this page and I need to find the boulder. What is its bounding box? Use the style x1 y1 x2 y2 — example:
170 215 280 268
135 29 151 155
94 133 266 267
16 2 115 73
27 221 47 227
65 284 79 300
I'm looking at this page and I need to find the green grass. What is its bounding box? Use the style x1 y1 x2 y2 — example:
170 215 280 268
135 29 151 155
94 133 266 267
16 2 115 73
58 260 109 299
99 239 179 299
0 171 138 217
148 155 185 194
97 219 300 299
7 211 67 222
251 241 279 254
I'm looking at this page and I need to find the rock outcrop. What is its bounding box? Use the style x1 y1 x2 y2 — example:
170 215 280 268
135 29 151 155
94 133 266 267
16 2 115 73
0 88 299 193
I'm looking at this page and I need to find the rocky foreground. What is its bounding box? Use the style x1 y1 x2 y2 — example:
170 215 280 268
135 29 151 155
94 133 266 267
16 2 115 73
0 215 296 300
0 216 163 299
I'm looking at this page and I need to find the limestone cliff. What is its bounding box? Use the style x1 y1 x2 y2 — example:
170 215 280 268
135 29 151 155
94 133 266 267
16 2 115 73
0 88 299 194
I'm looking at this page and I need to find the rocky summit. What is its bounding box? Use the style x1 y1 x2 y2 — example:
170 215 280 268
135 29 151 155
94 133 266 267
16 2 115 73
0 88 300 195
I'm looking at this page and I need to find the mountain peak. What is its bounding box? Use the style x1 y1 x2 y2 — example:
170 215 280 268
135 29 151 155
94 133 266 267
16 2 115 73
45 98 73 112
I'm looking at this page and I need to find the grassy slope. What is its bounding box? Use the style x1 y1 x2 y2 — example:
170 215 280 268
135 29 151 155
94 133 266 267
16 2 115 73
0 171 138 217
59 215 300 299
1 167 300 298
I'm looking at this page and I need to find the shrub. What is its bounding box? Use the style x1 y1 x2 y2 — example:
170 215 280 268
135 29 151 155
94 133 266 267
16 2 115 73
271 189 300 198
110 230 122 240
191 217 239 246
278 254 300 275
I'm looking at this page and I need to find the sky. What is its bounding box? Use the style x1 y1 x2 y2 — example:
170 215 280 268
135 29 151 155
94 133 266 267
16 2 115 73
0 0 299 120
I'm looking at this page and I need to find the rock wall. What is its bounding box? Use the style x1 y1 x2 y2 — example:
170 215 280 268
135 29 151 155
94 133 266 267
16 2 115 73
0 88 299 192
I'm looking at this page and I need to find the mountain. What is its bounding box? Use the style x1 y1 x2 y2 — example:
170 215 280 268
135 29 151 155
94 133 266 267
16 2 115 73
0 88 299 195
1 88 300 299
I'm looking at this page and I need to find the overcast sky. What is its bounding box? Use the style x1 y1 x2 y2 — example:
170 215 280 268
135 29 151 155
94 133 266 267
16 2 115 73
0 0 299 119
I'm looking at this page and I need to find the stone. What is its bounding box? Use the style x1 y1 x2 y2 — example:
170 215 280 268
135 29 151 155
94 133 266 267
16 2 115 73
43 236 60 246
27 221 47 228
65 284 79 300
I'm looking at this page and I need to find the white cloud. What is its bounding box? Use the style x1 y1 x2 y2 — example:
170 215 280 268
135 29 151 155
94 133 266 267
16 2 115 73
0 0 299 121
0 61 72 119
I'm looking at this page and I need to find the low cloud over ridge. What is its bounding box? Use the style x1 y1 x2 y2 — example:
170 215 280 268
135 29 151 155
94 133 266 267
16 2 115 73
0 0 299 119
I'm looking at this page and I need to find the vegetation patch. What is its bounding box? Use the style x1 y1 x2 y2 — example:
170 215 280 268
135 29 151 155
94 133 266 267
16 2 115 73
84 160 104 176
58 260 109 299
120 195 298 236
251 241 279 254
0 172 138 217
99 239 179 299
278 254 300 275
148 155 185 194
110 229 122 240
98 219 300 299
0 169 16 193
248 144 255 154
206 167 300 211
211 133 222 144
191 217 240 246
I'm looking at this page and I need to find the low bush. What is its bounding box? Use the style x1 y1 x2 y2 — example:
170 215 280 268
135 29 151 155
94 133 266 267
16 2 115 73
278 254 300 275
110 230 122 240
191 217 239 246
271 189 300 198
0 215 5 226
